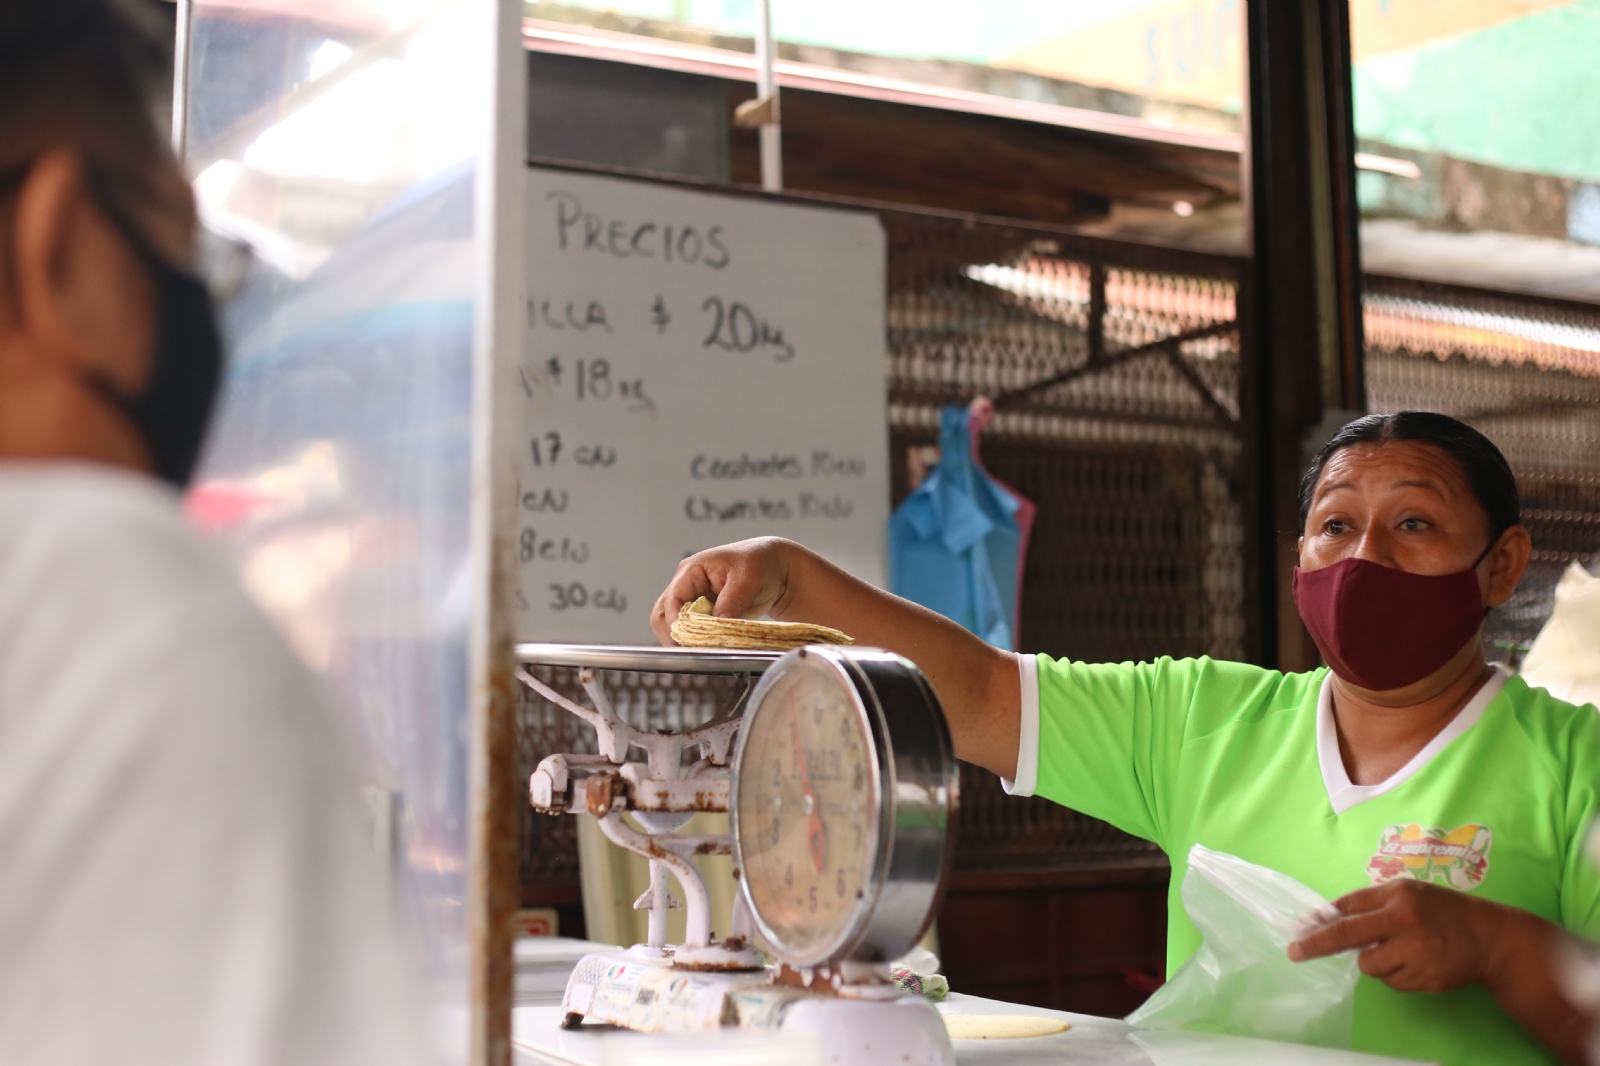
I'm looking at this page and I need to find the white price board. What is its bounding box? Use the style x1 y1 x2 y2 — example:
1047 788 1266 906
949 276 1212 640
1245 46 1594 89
516 167 889 643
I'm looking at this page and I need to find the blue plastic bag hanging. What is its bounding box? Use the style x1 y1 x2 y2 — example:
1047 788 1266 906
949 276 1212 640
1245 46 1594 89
890 400 1035 650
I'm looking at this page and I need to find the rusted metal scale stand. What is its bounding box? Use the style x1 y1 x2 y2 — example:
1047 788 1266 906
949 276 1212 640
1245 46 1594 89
518 644 772 981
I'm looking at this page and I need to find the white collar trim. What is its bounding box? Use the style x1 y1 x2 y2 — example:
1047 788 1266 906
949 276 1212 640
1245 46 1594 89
1317 665 1508 816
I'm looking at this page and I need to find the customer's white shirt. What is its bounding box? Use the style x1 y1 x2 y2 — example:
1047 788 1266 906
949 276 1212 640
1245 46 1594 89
0 464 423 1065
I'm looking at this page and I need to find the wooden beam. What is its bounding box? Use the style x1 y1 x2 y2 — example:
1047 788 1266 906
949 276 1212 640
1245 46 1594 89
728 85 1239 226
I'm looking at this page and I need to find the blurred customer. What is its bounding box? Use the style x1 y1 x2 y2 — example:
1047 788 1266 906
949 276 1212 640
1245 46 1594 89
0 2 424 1063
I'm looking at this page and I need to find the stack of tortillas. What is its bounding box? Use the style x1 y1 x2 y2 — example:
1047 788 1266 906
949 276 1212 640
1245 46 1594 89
670 596 854 651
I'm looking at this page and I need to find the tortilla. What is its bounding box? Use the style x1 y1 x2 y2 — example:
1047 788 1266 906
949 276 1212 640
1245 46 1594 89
941 1014 1071 1040
669 597 854 651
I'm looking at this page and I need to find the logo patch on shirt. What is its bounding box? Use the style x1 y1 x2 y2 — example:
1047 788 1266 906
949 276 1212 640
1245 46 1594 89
1366 823 1492 890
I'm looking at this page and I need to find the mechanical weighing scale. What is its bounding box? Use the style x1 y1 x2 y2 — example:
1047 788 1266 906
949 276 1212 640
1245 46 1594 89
518 642 958 1066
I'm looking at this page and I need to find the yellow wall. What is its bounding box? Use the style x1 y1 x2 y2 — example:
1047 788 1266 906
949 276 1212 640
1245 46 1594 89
577 813 741 948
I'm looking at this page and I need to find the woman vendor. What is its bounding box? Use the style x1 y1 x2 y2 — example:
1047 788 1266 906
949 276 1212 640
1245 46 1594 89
650 412 1600 1066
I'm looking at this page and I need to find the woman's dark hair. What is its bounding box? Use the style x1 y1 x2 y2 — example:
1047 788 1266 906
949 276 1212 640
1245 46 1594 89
1297 412 1521 544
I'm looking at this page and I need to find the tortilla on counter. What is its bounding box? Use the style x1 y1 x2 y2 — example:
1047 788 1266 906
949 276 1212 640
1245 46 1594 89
942 1014 1071 1040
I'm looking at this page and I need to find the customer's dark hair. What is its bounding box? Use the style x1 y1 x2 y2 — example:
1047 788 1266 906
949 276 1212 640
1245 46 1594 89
0 0 171 182
1298 412 1521 544
0 0 173 298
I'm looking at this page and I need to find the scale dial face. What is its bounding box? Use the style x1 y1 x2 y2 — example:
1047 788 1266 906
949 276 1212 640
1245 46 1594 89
733 653 879 962
732 645 955 970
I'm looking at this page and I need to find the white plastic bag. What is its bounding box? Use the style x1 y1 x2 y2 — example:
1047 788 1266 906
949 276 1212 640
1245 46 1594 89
1127 844 1359 1049
1520 562 1600 710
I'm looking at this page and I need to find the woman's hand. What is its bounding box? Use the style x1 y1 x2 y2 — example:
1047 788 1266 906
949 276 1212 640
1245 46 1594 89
1290 880 1587 1064
650 537 799 644
1288 879 1499 992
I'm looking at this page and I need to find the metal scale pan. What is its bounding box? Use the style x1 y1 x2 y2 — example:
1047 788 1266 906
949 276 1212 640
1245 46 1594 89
515 642 783 675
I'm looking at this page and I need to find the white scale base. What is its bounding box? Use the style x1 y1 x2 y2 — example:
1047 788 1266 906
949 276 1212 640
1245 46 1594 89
561 949 954 1066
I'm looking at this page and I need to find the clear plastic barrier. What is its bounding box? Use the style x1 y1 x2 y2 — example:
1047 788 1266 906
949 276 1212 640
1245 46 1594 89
185 2 495 1059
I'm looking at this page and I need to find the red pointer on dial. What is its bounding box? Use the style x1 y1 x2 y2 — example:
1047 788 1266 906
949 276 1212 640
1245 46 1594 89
792 715 826 873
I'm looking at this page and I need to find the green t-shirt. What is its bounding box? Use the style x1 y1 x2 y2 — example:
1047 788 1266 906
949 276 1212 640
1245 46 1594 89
1022 654 1600 1066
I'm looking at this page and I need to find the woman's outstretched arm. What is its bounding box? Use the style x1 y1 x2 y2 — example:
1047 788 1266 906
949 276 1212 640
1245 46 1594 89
650 537 1021 778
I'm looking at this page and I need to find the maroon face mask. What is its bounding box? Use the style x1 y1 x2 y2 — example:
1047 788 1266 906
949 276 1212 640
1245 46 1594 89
1291 557 1486 691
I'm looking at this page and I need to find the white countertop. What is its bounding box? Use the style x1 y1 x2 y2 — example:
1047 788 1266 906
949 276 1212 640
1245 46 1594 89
511 991 1428 1066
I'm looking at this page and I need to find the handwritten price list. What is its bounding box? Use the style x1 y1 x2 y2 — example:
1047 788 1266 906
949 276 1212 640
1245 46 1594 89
517 168 889 643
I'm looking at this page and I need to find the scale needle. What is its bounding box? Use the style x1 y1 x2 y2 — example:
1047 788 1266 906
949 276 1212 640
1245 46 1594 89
792 715 826 873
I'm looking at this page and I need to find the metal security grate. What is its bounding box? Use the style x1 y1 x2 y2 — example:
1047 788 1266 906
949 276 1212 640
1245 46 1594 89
881 212 1246 868
1364 275 1600 658
954 762 1161 869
